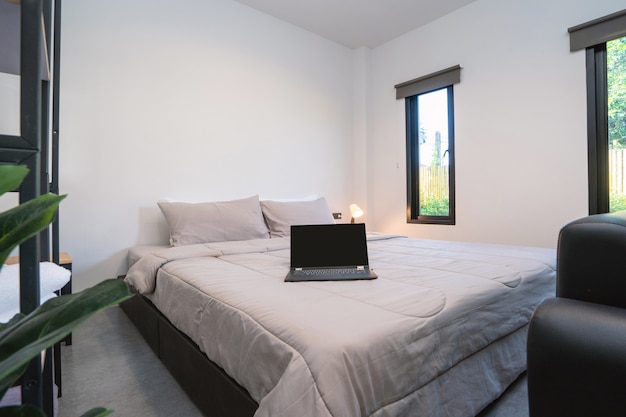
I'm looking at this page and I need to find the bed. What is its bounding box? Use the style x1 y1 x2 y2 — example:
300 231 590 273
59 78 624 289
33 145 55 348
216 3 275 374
123 195 556 417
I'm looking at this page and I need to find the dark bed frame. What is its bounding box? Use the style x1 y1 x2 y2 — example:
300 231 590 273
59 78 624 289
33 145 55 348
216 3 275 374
119 283 258 417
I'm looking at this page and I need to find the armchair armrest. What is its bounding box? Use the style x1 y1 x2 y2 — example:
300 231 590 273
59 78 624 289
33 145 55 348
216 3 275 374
527 297 626 416
557 211 626 308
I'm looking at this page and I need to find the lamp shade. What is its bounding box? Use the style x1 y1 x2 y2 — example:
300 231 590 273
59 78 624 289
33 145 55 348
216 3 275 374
349 204 364 221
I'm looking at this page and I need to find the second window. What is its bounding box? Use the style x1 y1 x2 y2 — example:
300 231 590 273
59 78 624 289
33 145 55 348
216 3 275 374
406 85 456 224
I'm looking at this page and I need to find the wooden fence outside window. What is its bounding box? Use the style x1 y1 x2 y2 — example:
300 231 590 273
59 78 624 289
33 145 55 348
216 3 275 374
610 149 626 195
419 165 449 200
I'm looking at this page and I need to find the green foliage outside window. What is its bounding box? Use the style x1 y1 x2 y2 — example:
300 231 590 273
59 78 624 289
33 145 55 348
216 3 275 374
420 196 449 216
608 37 626 150
610 193 626 212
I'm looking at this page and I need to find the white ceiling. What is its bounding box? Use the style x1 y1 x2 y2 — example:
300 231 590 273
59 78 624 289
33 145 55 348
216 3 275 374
232 0 478 48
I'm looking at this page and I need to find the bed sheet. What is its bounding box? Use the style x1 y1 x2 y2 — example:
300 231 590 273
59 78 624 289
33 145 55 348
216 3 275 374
125 234 556 417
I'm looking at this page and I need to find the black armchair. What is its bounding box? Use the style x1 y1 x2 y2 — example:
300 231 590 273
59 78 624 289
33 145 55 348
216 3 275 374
527 211 626 416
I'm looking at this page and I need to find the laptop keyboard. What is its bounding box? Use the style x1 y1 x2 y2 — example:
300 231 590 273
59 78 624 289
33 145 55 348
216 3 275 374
294 268 359 276
287 265 376 281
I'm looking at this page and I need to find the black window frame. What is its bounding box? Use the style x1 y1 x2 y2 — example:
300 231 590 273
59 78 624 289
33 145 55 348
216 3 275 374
586 44 610 214
569 9 626 214
405 86 456 225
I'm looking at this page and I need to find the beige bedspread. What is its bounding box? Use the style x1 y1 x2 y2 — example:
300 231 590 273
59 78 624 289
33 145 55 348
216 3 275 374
125 234 556 417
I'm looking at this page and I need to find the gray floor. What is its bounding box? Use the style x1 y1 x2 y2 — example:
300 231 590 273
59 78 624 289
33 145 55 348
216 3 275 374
57 306 528 417
57 306 203 417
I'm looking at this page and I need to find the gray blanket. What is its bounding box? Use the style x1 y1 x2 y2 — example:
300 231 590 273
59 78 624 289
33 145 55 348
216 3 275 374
125 234 556 417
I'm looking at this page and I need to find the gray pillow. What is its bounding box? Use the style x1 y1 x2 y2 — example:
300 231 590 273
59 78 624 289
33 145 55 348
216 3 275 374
158 195 270 246
260 197 335 238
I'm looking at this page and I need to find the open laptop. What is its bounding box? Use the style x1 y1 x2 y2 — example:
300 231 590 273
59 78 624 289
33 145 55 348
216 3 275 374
285 223 378 282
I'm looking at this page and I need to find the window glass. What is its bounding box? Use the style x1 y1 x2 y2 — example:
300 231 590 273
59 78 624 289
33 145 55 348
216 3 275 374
417 89 450 216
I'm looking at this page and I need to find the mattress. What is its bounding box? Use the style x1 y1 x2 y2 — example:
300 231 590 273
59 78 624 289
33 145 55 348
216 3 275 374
125 234 556 417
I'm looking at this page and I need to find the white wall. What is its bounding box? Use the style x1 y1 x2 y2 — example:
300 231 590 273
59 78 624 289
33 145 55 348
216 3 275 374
367 0 625 248
58 0 356 290
0 73 19 136
0 73 20 237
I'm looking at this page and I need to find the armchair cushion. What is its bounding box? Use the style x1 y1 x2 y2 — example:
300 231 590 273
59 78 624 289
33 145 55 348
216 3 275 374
528 297 626 416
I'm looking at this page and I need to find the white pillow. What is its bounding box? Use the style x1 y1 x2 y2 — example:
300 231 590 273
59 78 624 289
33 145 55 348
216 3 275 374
260 197 335 238
158 195 270 246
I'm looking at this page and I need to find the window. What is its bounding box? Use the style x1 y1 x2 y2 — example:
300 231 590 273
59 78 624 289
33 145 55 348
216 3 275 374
569 9 626 214
396 66 460 224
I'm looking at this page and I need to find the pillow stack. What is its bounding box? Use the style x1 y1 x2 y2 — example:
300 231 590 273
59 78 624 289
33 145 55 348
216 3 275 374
158 195 335 246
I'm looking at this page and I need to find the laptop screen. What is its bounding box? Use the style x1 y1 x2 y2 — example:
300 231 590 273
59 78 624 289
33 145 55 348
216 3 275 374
290 224 369 268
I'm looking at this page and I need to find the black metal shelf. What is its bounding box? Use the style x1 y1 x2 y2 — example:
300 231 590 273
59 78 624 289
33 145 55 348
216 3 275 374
0 0 62 415
0 134 39 164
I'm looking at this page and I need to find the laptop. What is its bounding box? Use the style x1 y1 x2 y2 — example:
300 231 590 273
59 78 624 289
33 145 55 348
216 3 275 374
285 223 378 282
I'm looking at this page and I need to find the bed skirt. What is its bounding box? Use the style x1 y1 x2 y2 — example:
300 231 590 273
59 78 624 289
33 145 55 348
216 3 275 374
119 285 258 417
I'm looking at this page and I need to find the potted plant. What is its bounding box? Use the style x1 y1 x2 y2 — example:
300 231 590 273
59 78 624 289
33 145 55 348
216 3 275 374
0 164 133 417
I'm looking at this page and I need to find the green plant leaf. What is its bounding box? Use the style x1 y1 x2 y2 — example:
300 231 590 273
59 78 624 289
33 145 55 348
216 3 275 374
0 403 46 417
0 314 25 334
0 193 66 266
0 280 134 395
0 166 28 197
0 301 28 399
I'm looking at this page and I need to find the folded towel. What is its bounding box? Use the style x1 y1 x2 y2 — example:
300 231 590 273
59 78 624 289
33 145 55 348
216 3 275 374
0 262 71 323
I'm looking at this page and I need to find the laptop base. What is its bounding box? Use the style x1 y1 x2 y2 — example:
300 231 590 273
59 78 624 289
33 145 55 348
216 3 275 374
285 268 377 282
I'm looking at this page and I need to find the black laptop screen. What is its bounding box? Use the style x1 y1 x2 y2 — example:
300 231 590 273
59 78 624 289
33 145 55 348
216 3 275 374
290 224 369 268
